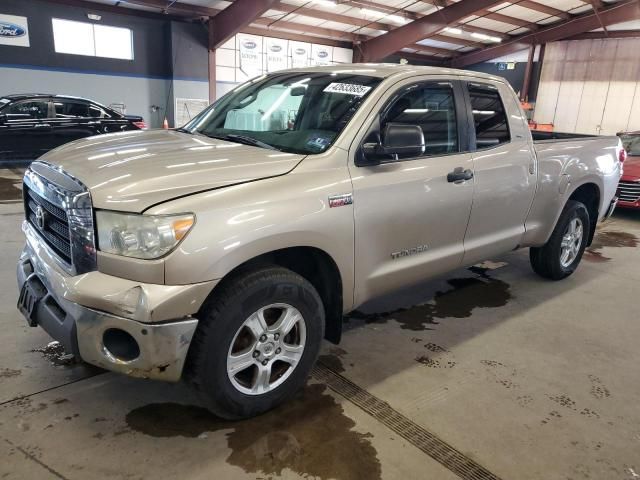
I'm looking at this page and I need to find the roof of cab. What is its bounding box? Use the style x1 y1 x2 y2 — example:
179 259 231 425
277 63 507 83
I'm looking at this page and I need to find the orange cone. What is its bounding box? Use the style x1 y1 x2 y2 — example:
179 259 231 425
162 117 169 129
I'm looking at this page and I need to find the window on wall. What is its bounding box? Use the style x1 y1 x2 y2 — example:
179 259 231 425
52 19 134 60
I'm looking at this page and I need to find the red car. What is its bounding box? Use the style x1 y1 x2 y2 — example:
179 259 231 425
617 132 640 209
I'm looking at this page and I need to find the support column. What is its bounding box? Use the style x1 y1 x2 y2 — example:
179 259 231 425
521 44 535 102
208 19 217 103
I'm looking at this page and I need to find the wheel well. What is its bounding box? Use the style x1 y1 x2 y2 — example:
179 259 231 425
568 183 600 246
203 247 344 344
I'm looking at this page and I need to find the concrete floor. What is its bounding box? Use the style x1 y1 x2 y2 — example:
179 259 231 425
1 168 639 480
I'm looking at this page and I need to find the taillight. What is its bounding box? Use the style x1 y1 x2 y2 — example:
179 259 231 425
133 121 148 130
619 148 627 163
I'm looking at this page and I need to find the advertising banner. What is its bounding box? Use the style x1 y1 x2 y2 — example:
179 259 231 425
311 44 332 66
266 37 288 72
238 33 262 80
290 41 310 68
0 14 30 47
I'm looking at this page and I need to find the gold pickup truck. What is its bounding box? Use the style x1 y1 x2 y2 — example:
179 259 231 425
17 64 622 418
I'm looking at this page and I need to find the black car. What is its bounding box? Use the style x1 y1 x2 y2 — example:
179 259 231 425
0 94 147 164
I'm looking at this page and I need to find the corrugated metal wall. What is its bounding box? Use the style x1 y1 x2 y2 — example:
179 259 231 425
534 38 640 134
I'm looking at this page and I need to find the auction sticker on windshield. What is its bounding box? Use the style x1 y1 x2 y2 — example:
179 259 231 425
323 83 372 96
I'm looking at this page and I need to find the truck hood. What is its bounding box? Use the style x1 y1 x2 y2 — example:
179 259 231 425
40 130 305 212
622 155 640 180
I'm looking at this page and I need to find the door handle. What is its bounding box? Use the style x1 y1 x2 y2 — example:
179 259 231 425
447 167 474 183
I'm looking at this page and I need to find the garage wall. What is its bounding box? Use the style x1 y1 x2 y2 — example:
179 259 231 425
0 0 210 128
534 38 640 134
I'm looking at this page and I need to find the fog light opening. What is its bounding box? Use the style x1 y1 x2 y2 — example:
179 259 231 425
103 328 140 362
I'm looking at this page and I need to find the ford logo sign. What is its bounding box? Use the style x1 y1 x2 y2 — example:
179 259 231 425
295 48 306 55
270 45 282 53
318 51 329 58
242 40 257 49
0 22 26 38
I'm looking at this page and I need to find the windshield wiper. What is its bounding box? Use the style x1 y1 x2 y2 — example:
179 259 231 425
202 133 280 151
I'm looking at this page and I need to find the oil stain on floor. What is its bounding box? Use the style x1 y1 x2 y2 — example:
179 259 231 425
348 270 512 331
584 230 638 262
126 383 381 480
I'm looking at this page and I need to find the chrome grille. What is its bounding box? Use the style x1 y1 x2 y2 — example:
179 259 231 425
24 186 72 264
617 181 640 203
22 163 97 275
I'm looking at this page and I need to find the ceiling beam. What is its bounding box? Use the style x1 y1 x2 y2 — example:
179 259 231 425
355 0 504 62
210 0 281 49
450 0 640 67
566 30 640 40
241 26 352 48
272 1 389 31
477 8 539 30
251 17 364 42
45 0 190 21
517 0 571 21
121 0 218 17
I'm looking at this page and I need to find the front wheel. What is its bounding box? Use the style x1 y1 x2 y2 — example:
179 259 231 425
530 200 591 280
187 267 325 419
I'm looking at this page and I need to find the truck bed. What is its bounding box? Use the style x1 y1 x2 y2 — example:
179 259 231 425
531 130 599 142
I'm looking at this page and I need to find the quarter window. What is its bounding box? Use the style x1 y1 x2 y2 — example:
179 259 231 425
468 84 510 149
382 82 459 157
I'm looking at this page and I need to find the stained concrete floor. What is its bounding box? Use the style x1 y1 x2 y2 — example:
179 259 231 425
1 169 640 480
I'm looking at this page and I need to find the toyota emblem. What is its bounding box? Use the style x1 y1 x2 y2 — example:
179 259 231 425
35 205 46 230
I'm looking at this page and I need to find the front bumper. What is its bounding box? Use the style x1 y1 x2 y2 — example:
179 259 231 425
17 223 215 381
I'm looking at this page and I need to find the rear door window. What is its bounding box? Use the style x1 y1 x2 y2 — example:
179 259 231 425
54 100 91 118
467 84 510 149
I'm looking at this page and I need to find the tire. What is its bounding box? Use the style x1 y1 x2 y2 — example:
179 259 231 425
530 200 591 280
186 266 325 419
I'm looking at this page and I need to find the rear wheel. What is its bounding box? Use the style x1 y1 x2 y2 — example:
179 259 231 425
187 267 324 419
530 200 590 280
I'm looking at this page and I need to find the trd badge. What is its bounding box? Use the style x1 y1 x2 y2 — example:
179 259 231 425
328 193 353 208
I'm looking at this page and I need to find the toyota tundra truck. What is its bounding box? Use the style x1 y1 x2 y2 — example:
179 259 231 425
16 65 623 419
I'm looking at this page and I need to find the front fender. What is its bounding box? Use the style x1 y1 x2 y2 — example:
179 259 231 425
153 168 355 312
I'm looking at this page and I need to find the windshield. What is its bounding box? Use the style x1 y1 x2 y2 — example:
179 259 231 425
620 134 640 156
0 98 10 110
183 72 381 154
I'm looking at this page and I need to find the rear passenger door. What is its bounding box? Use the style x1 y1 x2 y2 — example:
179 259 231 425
461 81 537 264
350 78 475 306
48 99 103 149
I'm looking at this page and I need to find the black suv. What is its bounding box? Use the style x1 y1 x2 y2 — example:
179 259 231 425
0 94 146 165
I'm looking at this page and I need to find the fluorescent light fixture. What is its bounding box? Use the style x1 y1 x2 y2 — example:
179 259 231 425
361 8 407 24
314 0 337 7
471 32 502 42
444 27 462 35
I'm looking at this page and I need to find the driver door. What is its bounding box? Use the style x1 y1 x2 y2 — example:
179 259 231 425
349 78 475 306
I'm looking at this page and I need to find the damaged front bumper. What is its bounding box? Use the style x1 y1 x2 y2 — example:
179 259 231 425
17 221 216 381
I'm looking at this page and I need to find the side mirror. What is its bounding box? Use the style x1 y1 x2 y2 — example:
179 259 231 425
0 113 6 124
381 123 425 157
290 86 307 96
358 123 425 166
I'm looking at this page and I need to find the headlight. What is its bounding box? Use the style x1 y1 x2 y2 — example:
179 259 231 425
96 211 195 259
